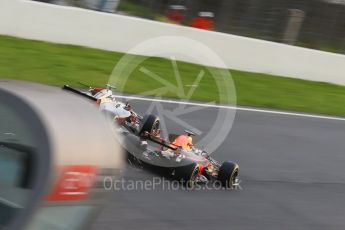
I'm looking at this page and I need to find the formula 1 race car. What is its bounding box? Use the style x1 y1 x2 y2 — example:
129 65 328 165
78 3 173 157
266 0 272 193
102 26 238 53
124 130 240 188
62 85 160 137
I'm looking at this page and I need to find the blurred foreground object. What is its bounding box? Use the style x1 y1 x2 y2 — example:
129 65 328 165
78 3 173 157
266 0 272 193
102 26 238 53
0 80 123 230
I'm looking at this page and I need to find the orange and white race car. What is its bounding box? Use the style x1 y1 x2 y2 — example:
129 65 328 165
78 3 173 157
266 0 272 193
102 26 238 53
125 130 240 189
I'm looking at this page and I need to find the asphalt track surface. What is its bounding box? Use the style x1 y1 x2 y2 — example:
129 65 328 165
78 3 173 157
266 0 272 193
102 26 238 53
92 99 345 230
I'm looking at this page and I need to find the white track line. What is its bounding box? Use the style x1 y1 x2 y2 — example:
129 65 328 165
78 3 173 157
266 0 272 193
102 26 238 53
114 94 345 122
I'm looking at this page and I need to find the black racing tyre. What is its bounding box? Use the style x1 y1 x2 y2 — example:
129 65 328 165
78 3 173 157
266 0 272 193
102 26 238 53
173 163 199 187
217 161 239 188
139 114 160 136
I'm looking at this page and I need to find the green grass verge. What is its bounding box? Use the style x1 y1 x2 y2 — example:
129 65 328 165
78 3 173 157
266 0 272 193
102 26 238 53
1 35 345 117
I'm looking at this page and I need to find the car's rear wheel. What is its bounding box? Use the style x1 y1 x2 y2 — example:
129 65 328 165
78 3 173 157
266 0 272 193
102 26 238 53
173 163 199 188
139 114 160 136
217 161 239 188
185 165 199 188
